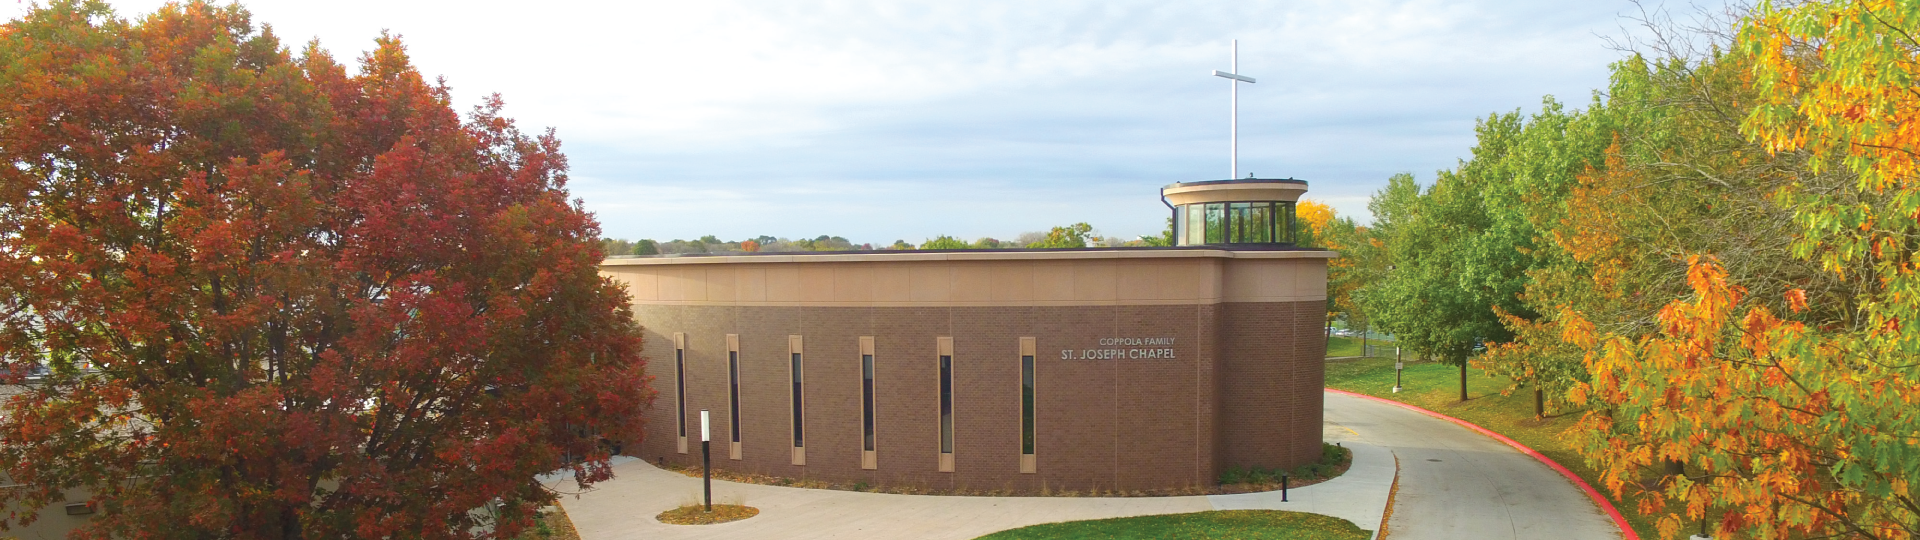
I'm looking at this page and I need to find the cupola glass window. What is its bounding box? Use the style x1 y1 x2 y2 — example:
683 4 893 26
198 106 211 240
1163 178 1306 246
1175 201 1295 246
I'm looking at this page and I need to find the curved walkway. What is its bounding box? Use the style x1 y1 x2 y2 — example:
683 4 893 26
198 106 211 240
552 391 1617 539
1323 391 1619 540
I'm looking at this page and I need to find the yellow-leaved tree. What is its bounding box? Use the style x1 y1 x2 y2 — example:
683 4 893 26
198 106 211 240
1573 1 1920 538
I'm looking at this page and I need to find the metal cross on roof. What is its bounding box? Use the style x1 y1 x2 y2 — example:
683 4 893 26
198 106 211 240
1212 39 1256 180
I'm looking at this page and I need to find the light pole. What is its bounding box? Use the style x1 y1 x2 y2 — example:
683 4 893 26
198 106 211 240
700 409 711 512
1212 40 1256 180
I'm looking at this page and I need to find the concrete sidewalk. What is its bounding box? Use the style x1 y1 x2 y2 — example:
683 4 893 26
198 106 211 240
550 418 1394 539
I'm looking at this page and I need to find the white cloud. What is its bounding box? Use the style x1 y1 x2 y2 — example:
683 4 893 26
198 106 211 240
6 0 1656 242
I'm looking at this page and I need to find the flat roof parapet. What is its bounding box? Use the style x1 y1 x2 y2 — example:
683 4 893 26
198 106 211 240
1161 178 1309 206
601 246 1336 266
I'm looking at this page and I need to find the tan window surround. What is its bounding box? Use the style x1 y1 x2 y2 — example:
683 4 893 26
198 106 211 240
859 336 877 470
1019 337 1037 474
726 334 741 460
937 336 955 473
674 332 687 455
789 335 805 466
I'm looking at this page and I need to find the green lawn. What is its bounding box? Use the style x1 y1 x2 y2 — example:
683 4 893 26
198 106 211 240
973 510 1370 540
1323 357 1656 540
1324 335 1395 358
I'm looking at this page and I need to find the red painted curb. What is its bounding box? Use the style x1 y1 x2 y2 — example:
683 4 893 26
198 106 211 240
1325 388 1640 540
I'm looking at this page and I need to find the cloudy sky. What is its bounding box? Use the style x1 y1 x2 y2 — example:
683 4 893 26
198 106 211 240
8 0 1664 245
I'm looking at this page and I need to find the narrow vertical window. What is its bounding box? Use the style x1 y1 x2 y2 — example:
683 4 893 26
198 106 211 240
1021 356 1035 453
1248 203 1272 243
729 351 741 443
791 353 804 447
1281 202 1296 244
674 333 687 454
789 335 805 465
939 357 953 453
1204 203 1226 244
1230 202 1251 242
677 348 687 438
937 337 955 472
1266 202 1280 243
1019 337 1037 473
863 355 876 451
1185 205 1205 245
859 336 877 470
1172 207 1186 246
727 334 741 460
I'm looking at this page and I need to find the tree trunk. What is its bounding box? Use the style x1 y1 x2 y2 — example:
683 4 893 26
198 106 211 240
1458 361 1468 401
1360 321 1368 357
1535 387 1545 418
1663 459 1688 490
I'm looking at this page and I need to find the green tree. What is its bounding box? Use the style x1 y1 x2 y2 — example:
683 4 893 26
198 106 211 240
1364 115 1538 402
633 239 659 255
920 235 970 250
601 238 634 257
1027 223 1093 249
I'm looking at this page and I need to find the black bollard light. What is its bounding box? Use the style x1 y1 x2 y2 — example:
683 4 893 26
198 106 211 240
1281 474 1289 502
700 410 712 512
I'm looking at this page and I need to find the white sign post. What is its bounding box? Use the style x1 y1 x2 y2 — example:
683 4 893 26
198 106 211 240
1393 347 1404 393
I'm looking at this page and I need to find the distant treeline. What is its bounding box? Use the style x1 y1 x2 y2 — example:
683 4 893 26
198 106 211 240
603 222 1176 257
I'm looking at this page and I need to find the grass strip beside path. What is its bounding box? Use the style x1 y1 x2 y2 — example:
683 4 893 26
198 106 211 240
1324 357 1658 540
973 510 1370 540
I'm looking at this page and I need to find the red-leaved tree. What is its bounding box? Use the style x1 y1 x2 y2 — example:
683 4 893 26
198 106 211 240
0 2 653 538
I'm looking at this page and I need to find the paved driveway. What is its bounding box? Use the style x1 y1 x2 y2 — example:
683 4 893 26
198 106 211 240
1324 392 1618 540
552 390 1616 540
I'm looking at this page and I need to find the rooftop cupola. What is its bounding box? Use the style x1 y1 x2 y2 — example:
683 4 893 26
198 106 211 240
1161 178 1308 246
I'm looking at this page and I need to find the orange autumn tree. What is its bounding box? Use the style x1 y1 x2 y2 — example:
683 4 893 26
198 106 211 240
0 2 653 538
1296 199 1337 246
1298 199 1380 340
1570 1 1920 538
1297 199 1345 322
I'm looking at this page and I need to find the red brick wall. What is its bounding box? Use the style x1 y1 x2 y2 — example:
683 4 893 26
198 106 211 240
632 301 1323 492
1216 301 1328 473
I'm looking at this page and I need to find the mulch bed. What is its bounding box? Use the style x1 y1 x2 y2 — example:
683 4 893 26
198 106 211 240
656 504 760 525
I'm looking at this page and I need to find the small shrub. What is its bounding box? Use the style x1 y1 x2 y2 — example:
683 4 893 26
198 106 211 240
1218 466 1246 485
1321 443 1346 463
